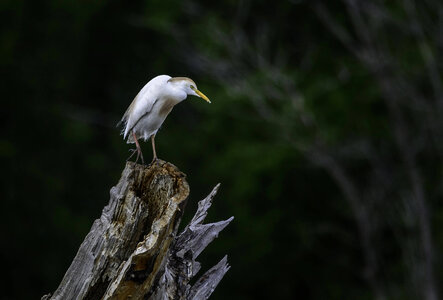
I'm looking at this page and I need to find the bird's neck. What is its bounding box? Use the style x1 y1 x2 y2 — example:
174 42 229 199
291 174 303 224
168 86 187 102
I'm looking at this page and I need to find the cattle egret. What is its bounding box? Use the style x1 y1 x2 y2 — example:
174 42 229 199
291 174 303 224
118 75 211 164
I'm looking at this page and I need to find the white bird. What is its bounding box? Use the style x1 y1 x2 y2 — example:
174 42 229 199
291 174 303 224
118 75 211 164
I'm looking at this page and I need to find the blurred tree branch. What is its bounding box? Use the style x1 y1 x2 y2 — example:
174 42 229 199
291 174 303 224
315 2 439 299
165 0 442 299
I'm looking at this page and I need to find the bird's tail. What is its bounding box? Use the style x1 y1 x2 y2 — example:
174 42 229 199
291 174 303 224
116 114 130 138
117 100 136 138
116 118 124 129
117 114 137 144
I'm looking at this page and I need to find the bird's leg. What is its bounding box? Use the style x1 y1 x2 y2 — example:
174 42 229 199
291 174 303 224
132 131 144 164
135 148 141 164
151 134 158 164
126 142 140 163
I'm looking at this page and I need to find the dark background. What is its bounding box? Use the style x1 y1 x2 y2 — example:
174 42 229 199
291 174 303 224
1 0 442 299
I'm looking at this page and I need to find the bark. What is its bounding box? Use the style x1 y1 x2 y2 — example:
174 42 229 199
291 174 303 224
42 160 233 300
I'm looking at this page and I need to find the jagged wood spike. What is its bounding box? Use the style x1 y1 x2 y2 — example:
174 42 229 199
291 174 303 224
149 187 234 300
188 256 231 300
176 218 234 260
190 183 221 225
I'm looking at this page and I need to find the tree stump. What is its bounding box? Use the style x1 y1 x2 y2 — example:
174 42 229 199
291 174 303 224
43 160 233 300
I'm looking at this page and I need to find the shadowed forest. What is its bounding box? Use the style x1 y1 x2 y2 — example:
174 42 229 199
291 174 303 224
1 0 442 299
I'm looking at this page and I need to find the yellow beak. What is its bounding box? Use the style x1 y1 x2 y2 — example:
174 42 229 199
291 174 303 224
193 87 211 103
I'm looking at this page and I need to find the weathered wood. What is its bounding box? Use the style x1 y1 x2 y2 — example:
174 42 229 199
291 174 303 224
43 160 232 300
149 184 234 300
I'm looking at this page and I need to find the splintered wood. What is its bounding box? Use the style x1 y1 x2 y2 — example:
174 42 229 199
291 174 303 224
43 160 233 300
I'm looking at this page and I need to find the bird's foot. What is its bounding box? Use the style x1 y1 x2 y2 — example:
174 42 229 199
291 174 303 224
127 149 145 165
150 156 160 166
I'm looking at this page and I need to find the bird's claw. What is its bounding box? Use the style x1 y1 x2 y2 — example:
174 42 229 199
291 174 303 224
149 157 161 166
127 148 145 165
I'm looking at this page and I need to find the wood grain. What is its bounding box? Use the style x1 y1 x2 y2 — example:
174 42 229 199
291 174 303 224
42 160 232 300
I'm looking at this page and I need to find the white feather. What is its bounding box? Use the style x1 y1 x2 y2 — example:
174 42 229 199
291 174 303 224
121 75 171 140
119 74 199 144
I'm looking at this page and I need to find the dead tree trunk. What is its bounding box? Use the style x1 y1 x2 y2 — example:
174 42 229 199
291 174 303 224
42 160 233 300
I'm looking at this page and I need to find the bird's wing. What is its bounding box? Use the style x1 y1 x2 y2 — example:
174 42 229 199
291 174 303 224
119 91 159 139
118 75 171 139
117 97 136 128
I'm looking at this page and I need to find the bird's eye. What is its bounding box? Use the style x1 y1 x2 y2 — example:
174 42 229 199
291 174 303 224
190 85 196 90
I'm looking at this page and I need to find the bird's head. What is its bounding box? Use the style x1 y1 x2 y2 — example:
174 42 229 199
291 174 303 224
168 77 211 103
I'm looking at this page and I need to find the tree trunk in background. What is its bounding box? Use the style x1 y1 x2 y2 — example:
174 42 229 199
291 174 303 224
42 161 233 300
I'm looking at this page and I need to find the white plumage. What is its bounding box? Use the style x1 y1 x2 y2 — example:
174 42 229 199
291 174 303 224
118 75 210 163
